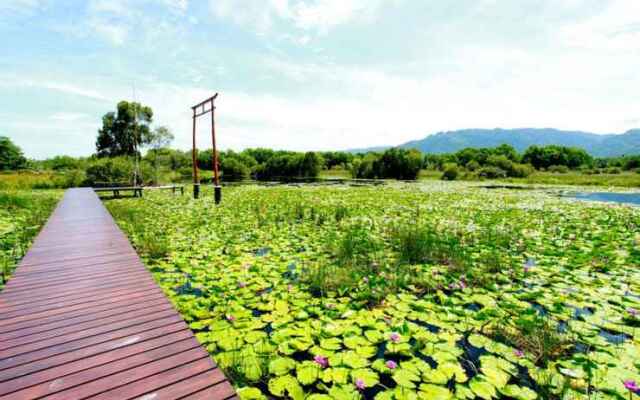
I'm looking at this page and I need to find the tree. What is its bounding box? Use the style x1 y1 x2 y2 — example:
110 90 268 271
0 136 26 170
95 101 153 157
522 145 592 170
144 126 174 183
145 126 174 150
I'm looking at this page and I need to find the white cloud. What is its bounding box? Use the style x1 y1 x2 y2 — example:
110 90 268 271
37 82 112 101
0 0 43 15
209 0 393 35
161 0 189 15
559 0 640 50
0 77 112 102
50 112 90 122
291 0 387 33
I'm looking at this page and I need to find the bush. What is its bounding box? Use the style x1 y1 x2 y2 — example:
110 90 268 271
477 166 507 179
351 148 423 180
441 163 459 180
509 163 534 178
465 160 480 171
85 157 142 186
606 167 621 174
53 169 86 188
254 152 323 181
548 165 569 174
522 145 592 170
221 157 250 180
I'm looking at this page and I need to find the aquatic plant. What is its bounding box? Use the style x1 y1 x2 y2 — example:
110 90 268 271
106 183 640 399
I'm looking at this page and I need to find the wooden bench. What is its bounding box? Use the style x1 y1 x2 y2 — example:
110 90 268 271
93 185 184 198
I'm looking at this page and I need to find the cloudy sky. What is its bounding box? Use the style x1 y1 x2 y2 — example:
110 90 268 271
1 0 638 159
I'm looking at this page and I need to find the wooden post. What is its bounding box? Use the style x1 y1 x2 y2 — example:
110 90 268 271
192 108 200 199
211 98 221 204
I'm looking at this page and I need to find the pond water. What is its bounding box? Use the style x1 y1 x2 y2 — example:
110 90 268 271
567 192 640 206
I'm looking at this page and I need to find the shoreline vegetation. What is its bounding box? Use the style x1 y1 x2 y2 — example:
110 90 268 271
1 133 639 190
2 169 640 191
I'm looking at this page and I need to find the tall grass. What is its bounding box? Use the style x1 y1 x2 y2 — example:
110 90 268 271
106 201 170 263
0 171 85 190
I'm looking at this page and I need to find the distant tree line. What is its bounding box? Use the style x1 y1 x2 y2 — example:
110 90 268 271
3 100 640 186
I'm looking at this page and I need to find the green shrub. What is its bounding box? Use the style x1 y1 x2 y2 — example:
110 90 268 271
441 163 459 180
351 148 423 180
465 160 480 171
84 157 153 186
508 163 534 178
548 165 569 174
478 166 507 179
221 157 250 180
606 167 621 174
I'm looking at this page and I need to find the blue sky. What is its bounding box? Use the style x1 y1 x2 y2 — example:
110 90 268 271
1 0 638 159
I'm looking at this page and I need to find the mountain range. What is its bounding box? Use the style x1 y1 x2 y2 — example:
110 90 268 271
350 128 640 157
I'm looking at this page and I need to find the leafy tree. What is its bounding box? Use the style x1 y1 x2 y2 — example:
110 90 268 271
221 157 250 180
145 126 174 150
95 101 153 157
253 151 323 180
39 155 86 171
321 151 353 169
351 148 422 180
441 163 459 180
144 126 174 183
522 145 592 169
0 136 26 170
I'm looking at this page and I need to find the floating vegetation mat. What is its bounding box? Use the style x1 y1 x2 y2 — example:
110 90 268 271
106 183 640 400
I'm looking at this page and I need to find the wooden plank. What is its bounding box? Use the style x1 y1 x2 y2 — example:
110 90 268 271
0 188 235 399
0 292 168 335
40 347 210 400
0 333 196 397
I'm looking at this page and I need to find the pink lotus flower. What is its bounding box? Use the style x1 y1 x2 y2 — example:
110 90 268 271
513 349 525 358
389 332 401 343
225 314 235 322
628 307 639 317
624 380 640 393
314 355 329 368
355 378 366 391
238 281 247 288
386 360 398 369
287 284 293 292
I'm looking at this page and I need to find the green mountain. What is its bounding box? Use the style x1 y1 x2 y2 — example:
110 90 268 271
352 128 640 157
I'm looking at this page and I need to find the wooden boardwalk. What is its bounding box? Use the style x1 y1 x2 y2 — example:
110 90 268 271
0 188 236 400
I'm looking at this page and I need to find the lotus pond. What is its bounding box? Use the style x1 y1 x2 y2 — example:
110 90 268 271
105 182 640 400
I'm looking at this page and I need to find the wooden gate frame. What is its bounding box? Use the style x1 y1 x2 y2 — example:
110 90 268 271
191 93 221 202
